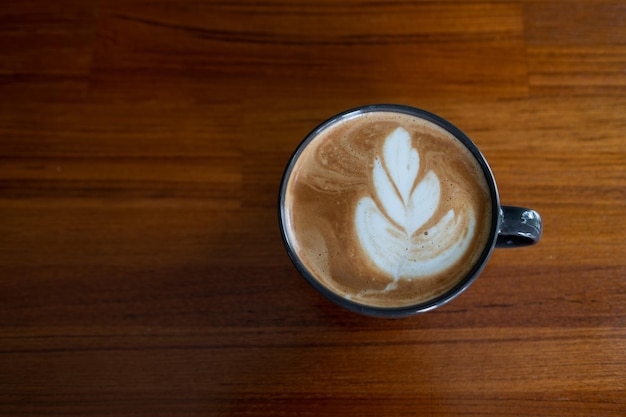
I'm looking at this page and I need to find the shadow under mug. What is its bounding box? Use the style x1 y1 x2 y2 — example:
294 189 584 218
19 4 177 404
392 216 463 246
279 105 542 317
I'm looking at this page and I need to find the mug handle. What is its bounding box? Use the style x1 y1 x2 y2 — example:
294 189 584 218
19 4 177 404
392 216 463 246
496 206 543 248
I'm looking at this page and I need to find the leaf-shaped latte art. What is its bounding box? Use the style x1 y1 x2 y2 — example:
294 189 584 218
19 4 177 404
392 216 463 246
355 127 475 284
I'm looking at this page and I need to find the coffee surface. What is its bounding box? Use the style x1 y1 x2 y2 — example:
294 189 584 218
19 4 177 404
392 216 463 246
283 111 493 307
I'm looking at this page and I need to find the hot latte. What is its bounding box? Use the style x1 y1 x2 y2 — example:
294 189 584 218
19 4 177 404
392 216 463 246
281 109 494 308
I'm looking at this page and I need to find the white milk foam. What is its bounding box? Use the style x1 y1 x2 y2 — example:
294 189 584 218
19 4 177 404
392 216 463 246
354 128 476 288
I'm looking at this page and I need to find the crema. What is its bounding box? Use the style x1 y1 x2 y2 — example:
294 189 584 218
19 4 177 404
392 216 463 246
283 111 493 308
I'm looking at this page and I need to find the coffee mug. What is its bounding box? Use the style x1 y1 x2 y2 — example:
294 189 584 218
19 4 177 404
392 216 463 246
279 105 542 317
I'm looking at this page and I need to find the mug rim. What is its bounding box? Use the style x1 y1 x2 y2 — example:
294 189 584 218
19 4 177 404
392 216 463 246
278 104 501 317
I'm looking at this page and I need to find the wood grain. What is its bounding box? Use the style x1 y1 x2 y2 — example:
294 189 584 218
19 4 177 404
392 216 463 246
1 1 625 416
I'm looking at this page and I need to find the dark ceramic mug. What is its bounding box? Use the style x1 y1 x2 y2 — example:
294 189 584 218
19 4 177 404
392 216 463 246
279 105 542 317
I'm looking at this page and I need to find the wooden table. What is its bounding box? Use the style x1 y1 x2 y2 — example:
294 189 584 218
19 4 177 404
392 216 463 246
1 1 625 415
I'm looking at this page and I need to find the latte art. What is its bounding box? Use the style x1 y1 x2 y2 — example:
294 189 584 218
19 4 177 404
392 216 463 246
282 110 493 308
355 127 475 290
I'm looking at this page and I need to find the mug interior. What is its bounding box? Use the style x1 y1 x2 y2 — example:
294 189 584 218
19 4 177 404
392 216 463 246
278 104 501 317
